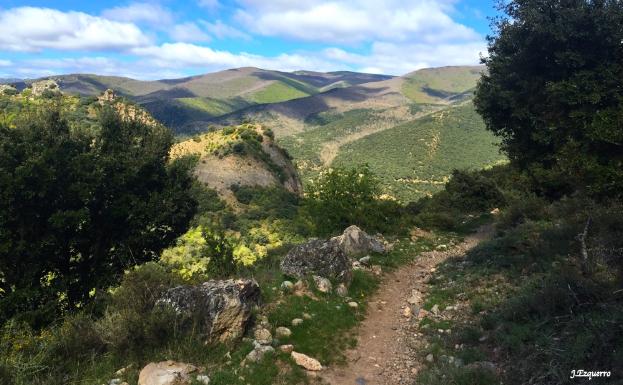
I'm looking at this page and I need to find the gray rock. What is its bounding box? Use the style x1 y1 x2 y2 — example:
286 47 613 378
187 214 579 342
313 275 333 293
275 326 292 339
157 279 261 343
291 318 304 326
358 256 372 266
280 239 352 283
347 301 359 309
254 328 272 345
196 375 210 385
244 345 275 364
280 281 294 292
331 225 385 257
430 304 440 315
108 379 122 385
138 361 197 385
336 283 348 297
426 354 434 363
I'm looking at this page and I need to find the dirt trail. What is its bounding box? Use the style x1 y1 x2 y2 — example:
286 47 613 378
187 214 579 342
321 226 493 385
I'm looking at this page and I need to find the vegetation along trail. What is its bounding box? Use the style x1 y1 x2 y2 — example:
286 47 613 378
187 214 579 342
322 225 494 385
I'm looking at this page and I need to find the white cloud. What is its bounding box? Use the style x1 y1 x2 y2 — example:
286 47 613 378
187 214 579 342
101 2 173 25
234 0 480 44
0 60 12 67
131 43 342 73
325 41 485 75
0 7 151 52
170 22 212 42
200 20 250 40
198 0 220 10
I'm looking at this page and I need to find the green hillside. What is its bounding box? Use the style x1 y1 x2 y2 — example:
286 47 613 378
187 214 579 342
332 103 505 200
401 66 483 103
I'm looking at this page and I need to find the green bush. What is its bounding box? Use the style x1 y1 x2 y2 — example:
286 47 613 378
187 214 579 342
302 165 400 236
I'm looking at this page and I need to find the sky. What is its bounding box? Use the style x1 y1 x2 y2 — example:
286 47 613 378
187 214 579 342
0 0 499 80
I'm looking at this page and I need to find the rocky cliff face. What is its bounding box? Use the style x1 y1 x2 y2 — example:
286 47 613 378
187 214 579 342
170 123 303 203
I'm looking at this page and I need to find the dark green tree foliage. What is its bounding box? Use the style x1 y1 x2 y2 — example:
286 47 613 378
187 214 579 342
0 108 197 325
475 0 623 198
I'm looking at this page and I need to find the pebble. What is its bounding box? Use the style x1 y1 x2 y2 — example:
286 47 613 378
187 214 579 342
348 301 359 309
280 281 294 292
197 374 211 385
292 318 304 326
302 313 313 320
430 304 440 315
336 283 348 297
426 354 434 363
275 326 292 339
279 344 294 353
254 328 272 345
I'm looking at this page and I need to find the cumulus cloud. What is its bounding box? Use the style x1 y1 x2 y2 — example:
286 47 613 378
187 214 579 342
101 2 173 25
0 7 151 52
131 43 342 73
234 0 480 44
170 22 212 42
200 20 251 40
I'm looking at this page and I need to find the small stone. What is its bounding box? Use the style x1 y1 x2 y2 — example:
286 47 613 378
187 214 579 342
359 256 371 266
257 315 269 327
279 344 294 353
406 290 420 305
114 365 132 376
370 265 382 276
291 351 322 371
280 281 294 292
254 328 272 345
293 280 306 291
479 335 488 342
109 379 122 385
336 283 348 297
426 354 434 363
275 327 292 339
302 313 312 320
313 275 333 293
402 306 412 318
352 261 363 270
348 301 359 309
244 346 274 364
292 318 304 326
430 304 440 315
196 375 211 385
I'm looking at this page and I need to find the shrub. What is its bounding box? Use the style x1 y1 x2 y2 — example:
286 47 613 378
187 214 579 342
303 165 388 236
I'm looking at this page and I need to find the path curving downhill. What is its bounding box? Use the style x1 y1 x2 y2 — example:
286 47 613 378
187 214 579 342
321 226 493 385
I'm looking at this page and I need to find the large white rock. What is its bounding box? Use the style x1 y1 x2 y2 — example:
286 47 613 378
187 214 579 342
138 361 197 385
331 225 385 257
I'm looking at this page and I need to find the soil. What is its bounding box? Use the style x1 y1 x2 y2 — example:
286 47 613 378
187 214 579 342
321 226 493 385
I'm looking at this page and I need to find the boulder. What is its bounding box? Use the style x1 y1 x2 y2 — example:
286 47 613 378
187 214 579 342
330 225 385 257
157 279 261 343
280 239 351 283
138 361 197 385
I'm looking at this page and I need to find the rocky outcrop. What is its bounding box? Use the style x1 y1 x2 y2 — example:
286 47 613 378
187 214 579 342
30 79 61 96
138 361 197 385
99 88 117 103
157 279 261 343
280 239 351 283
0 84 17 95
331 225 385 257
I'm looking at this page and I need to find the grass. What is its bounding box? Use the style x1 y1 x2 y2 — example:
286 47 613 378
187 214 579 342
401 66 483 103
413 207 623 385
177 97 247 117
250 82 311 104
332 103 506 201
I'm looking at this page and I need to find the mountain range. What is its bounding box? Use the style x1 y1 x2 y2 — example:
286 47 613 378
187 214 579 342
4 65 503 201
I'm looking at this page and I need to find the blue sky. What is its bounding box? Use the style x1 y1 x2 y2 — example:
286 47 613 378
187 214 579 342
0 1 499 79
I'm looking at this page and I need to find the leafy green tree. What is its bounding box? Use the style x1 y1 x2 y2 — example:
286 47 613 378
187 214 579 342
474 0 623 198
0 107 197 325
303 165 385 236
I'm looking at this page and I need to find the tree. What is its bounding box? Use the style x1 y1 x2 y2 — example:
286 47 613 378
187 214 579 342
0 107 197 325
474 0 623 199
303 165 383 236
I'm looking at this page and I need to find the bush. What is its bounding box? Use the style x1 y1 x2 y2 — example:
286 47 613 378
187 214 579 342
303 165 396 236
